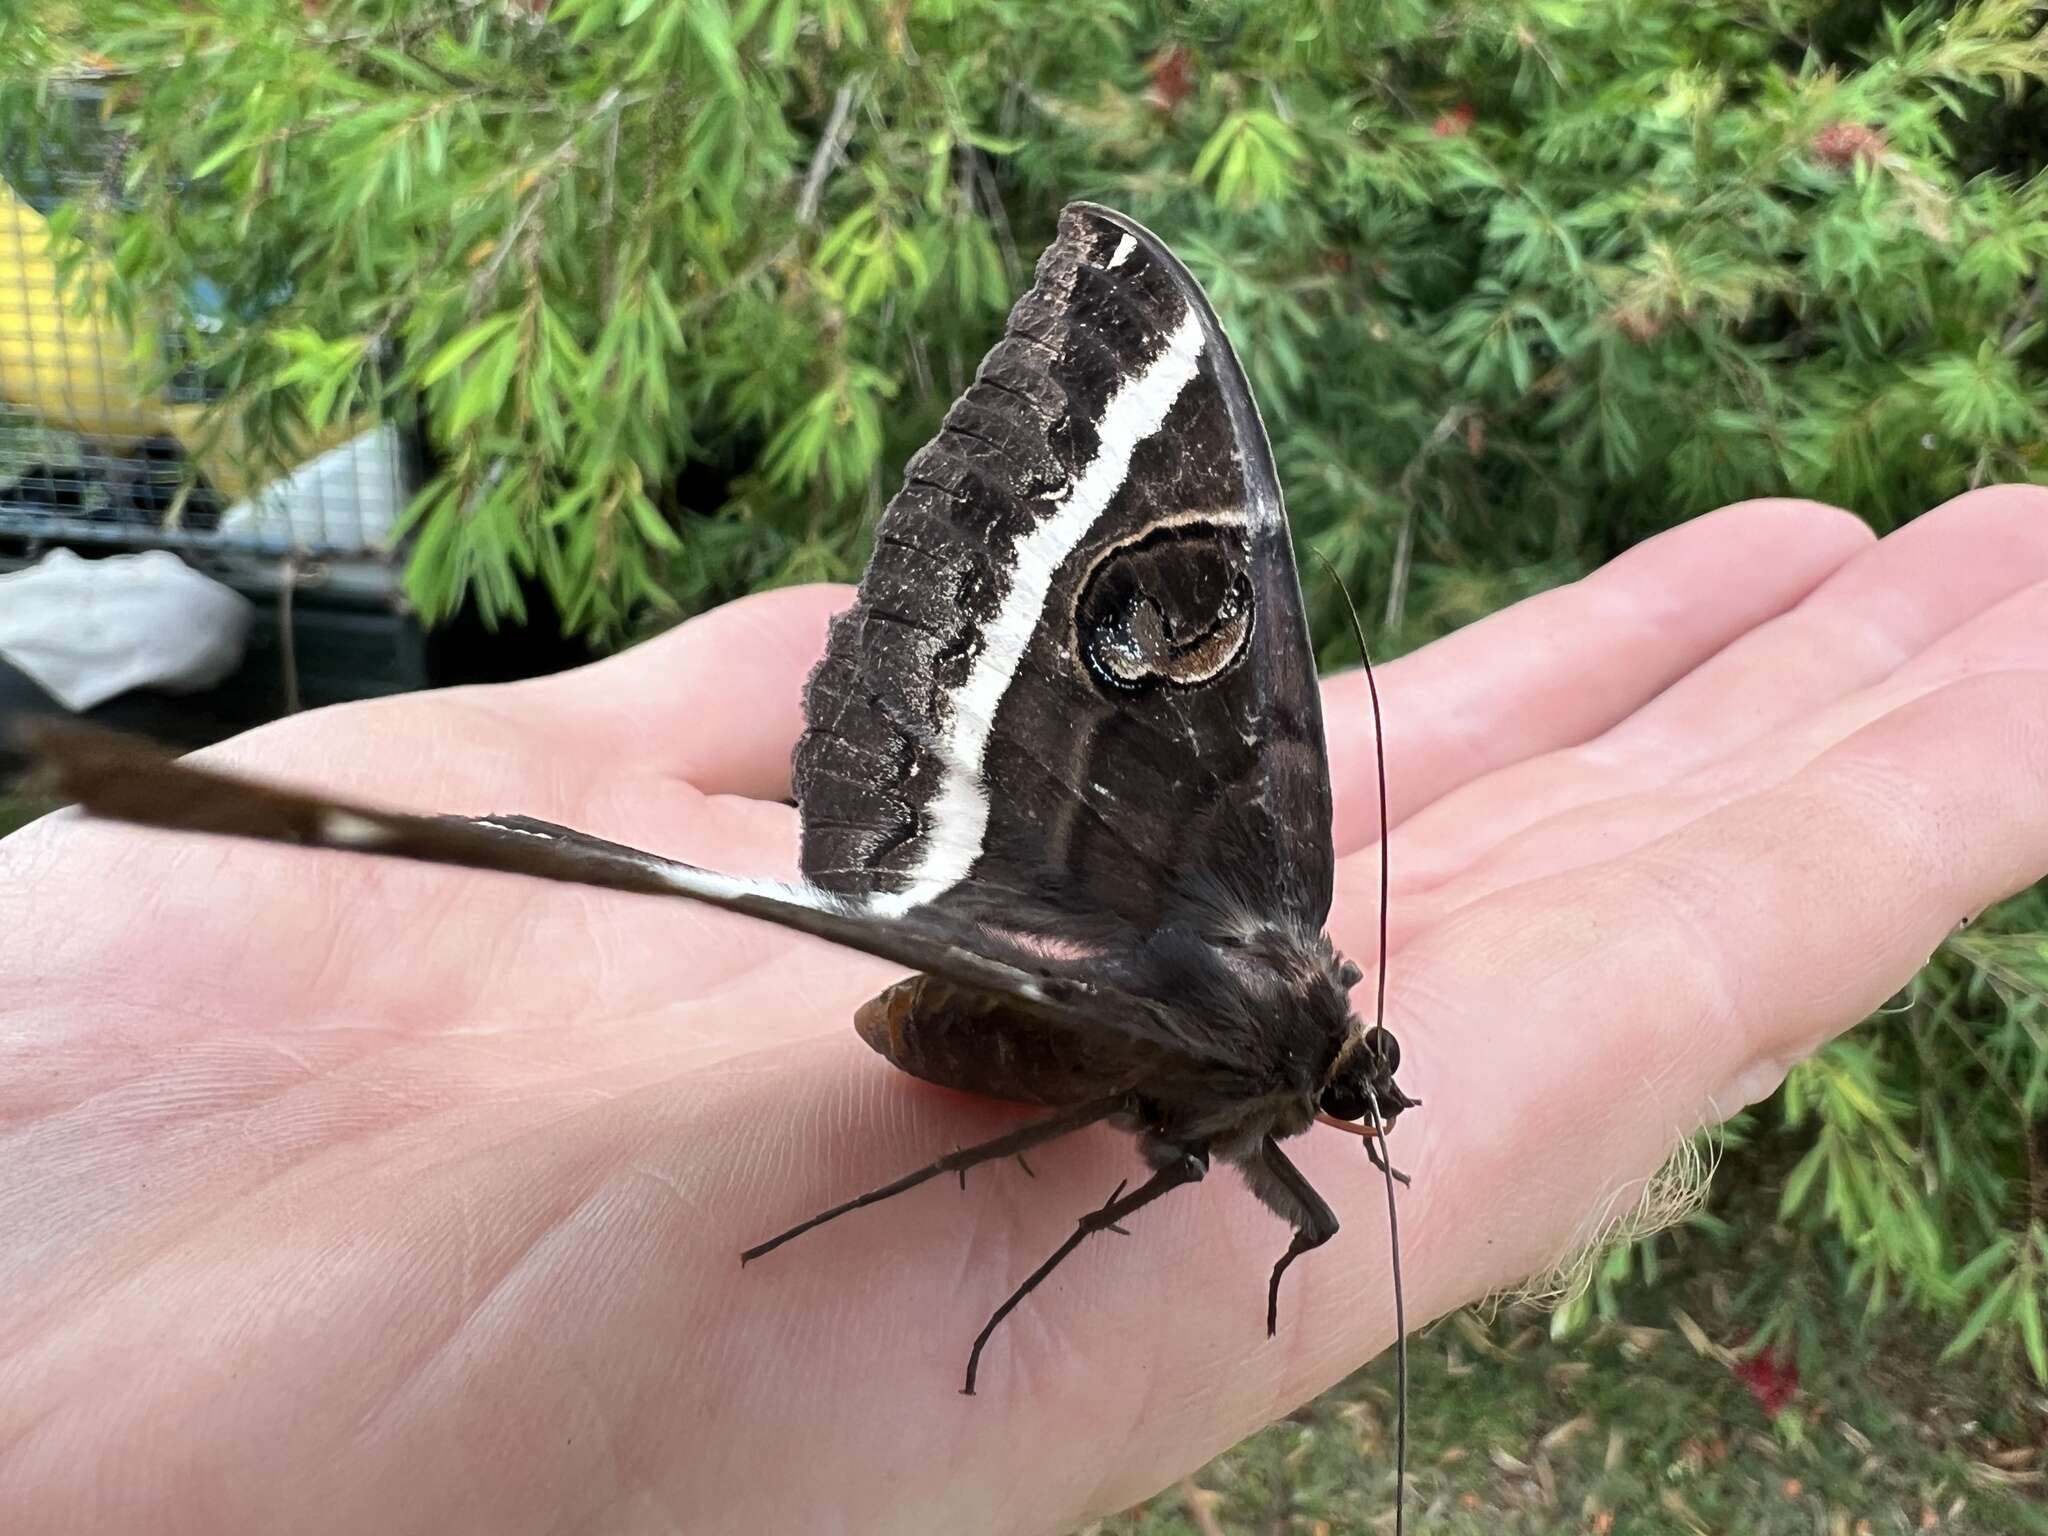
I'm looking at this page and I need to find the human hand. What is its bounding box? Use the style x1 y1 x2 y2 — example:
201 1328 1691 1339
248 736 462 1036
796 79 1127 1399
4 489 2046 1534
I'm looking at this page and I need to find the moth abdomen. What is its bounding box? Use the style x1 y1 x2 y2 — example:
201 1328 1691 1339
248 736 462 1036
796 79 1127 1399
853 973 1156 1109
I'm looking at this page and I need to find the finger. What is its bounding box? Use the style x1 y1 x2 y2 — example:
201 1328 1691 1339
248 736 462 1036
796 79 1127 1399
176 582 847 816
505 583 852 800
1612 483 2048 764
1382 669 2048 1309
1379 485 2048 891
1359 572 2048 929
1323 498 1873 853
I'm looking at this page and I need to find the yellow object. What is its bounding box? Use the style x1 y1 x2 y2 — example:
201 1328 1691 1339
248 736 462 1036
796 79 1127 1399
0 180 356 503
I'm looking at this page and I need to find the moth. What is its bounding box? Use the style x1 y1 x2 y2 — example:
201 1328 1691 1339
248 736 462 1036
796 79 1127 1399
23 204 1419 1413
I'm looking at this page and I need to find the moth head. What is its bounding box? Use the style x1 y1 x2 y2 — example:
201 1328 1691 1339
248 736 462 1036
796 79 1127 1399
1316 1024 1412 1131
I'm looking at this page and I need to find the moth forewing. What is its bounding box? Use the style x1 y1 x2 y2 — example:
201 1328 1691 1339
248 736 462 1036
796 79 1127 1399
760 198 1414 1398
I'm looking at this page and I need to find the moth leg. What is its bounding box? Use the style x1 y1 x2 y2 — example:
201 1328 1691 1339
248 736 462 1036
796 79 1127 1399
961 1145 1209 1395
1363 1133 1413 1188
959 1151 1034 1190
1251 1137 1340 1338
740 1094 1129 1265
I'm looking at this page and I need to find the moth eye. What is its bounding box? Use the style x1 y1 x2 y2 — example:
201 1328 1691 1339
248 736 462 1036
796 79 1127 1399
1362 1026 1401 1077
1319 1081 1369 1122
1337 959 1365 990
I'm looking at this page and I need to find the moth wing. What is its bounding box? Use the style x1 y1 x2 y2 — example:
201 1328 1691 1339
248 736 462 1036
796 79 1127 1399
797 202 1333 946
19 719 1133 1029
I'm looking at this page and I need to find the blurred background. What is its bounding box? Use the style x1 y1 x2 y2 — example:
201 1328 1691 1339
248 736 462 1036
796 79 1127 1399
3 2 2046 1529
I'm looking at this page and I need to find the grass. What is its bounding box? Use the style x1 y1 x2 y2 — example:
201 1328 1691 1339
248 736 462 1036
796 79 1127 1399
1094 1256 2048 1536
0 793 50 838
0 798 45 835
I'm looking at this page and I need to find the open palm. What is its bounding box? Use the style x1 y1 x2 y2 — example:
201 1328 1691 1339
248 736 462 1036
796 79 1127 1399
5 490 2048 1535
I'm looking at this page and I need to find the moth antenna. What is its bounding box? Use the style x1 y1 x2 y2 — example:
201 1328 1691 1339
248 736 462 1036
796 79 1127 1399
1312 547 1404 1535
1308 548 1391 1043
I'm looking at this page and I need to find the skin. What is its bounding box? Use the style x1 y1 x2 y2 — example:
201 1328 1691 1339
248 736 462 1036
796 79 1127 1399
3 488 2048 1534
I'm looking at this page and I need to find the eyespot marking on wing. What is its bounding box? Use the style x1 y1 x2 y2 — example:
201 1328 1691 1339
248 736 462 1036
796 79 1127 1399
1074 513 1257 694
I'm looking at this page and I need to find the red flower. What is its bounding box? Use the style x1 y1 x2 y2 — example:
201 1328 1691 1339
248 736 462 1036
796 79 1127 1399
1145 46 1196 114
1812 121 1886 168
1732 1342 1800 1417
1432 102 1476 137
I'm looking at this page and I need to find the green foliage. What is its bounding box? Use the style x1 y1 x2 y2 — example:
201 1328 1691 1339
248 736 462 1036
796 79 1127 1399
10 0 2048 1390
0 796 51 839
12 0 2048 640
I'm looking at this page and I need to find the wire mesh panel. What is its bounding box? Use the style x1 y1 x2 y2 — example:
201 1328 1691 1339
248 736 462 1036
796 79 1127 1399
0 80 408 570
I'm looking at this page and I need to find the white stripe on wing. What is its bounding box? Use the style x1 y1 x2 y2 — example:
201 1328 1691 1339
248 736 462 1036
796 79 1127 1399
869 304 1208 917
